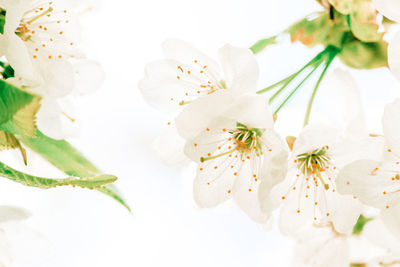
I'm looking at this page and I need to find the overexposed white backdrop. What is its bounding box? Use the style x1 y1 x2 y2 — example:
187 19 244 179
1 0 399 266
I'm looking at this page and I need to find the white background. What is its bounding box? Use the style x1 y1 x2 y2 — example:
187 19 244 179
1 0 400 266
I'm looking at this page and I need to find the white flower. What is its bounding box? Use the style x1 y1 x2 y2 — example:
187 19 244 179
0 0 84 97
336 99 400 234
292 223 350 267
373 0 400 80
183 94 288 223
263 124 368 236
139 39 259 114
0 206 30 266
363 217 400 266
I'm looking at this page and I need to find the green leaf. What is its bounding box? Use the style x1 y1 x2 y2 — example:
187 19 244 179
352 214 373 235
0 96 41 137
339 40 388 69
250 36 277 54
19 129 130 210
0 79 39 127
0 10 5 35
0 161 116 189
0 131 27 164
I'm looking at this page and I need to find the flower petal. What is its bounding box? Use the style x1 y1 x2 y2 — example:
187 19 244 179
0 206 30 224
153 124 190 166
381 204 400 240
162 39 220 77
317 69 367 136
176 90 237 139
383 98 400 155
233 130 288 223
388 31 400 81
218 44 259 94
5 34 35 80
373 0 400 22
324 190 363 234
336 159 400 209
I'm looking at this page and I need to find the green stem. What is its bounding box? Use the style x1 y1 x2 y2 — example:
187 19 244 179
274 60 324 114
256 74 294 94
250 35 278 54
303 49 338 127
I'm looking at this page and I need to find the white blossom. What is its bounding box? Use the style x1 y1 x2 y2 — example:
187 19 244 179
183 94 288 223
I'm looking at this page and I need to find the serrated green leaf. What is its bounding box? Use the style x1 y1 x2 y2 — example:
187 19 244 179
19 129 130 210
0 79 38 126
250 36 277 54
0 131 27 164
0 161 116 189
0 96 40 137
339 40 388 69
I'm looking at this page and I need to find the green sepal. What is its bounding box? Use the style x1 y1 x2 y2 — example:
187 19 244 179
352 214 373 235
250 36 277 54
328 0 353 15
338 40 388 69
288 12 349 49
0 161 116 189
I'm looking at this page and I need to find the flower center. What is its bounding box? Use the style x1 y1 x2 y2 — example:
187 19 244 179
296 146 331 190
200 123 264 162
12 2 74 61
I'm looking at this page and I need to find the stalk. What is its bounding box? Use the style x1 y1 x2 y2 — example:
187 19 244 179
274 60 324 114
303 48 339 126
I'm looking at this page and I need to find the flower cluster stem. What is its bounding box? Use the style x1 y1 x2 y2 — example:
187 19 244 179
303 48 339 126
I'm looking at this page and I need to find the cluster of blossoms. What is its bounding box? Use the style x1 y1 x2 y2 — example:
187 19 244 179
0 1 126 263
0 0 104 139
140 0 400 265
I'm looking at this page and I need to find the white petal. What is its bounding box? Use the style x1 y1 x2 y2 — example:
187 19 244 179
381 205 400 241
0 206 30 224
36 98 79 140
6 34 35 80
293 226 350 267
364 217 400 253
192 155 237 208
184 117 236 163
324 190 363 234
336 160 400 209
162 39 220 77
176 90 237 139
278 178 317 236
383 98 400 155
389 31 400 81
317 69 367 136
232 161 272 223
373 0 400 22
221 94 274 129
72 59 105 95
292 124 340 155
139 59 209 113
218 44 258 93
153 125 190 166
40 60 75 98
233 130 288 223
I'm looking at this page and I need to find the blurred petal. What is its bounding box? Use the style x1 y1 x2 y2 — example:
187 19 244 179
388 31 400 81
218 44 258 93
373 0 400 22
